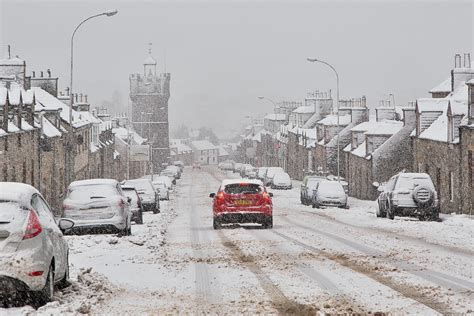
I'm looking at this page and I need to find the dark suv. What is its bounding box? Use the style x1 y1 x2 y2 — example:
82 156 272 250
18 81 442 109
376 172 439 221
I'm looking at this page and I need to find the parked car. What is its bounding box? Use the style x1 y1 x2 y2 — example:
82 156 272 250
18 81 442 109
219 161 234 171
193 162 201 169
166 165 181 179
0 182 74 305
160 170 177 185
151 176 173 191
63 179 132 235
271 172 292 189
123 179 160 214
300 176 325 205
121 186 144 225
376 172 439 221
263 167 284 186
153 181 170 200
257 167 268 181
233 163 243 173
210 179 273 229
247 168 258 179
173 160 185 172
311 180 348 209
240 164 253 177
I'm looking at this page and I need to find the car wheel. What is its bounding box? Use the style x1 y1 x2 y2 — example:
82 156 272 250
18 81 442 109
37 264 54 305
430 208 440 222
58 255 70 289
136 210 144 225
213 217 221 230
263 216 273 229
376 202 385 217
153 206 159 214
386 204 394 220
128 226 132 236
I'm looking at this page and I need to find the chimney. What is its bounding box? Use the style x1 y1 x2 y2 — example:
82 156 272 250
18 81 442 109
40 71 44 78
403 108 416 127
65 87 70 96
85 94 88 103
455 54 462 68
47 69 51 77
468 81 474 125
79 93 83 102
464 53 471 68
32 71 35 78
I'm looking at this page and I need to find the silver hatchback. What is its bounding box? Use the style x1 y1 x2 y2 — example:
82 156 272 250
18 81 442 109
62 179 132 235
0 182 74 306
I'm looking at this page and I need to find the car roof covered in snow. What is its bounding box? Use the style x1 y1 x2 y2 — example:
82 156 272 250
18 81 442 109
221 179 264 187
0 182 39 206
69 179 119 187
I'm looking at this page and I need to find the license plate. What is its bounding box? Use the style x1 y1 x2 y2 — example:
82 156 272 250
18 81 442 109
235 200 251 206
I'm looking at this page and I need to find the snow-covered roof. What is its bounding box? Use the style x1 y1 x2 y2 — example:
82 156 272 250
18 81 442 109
0 57 25 66
264 113 287 121
32 87 90 128
364 120 403 136
0 85 34 106
429 77 451 93
318 114 351 126
171 141 192 154
112 127 147 145
218 147 229 156
293 105 314 114
70 178 118 187
220 179 263 187
191 140 218 151
351 141 367 158
251 129 272 142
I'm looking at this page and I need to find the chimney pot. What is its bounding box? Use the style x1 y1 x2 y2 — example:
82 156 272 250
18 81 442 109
85 95 88 103
40 71 44 77
455 54 462 68
80 93 83 102
464 53 471 68
32 71 35 78
65 87 70 96
47 69 51 77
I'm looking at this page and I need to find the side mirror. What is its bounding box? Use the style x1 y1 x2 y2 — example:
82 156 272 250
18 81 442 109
372 182 380 187
127 197 132 203
58 218 75 232
269 192 274 197
377 186 385 192
209 193 216 198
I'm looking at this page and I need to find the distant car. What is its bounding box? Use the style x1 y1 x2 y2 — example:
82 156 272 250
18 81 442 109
166 165 181 179
219 161 234 171
210 179 273 229
376 172 439 221
247 168 258 179
193 162 201 169
173 161 185 172
256 167 268 181
233 163 243 173
311 180 348 209
300 176 326 205
153 181 170 200
151 176 173 191
123 179 160 214
271 172 292 190
264 167 285 186
121 186 144 225
240 164 253 177
0 182 74 305
63 179 132 235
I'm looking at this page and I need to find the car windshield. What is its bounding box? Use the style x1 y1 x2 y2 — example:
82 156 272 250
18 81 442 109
68 184 118 200
224 183 263 194
122 190 139 207
317 182 346 196
125 180 153 193
396 176 434 190
274 173 290 182
307 179 321 189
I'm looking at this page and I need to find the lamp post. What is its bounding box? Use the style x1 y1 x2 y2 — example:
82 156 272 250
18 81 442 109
307 57 340 182
67 9 117 185
257 96 277 108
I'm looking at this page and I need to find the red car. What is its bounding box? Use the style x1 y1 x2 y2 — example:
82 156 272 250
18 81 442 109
210 179 273 229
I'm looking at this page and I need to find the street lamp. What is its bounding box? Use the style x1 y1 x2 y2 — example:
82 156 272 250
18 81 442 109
307 57 341 182
257 96 277 108
69 9 118 125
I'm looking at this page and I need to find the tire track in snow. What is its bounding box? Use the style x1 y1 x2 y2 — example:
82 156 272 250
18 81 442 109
216 230 316 315
281 216 474 292
271 223 455 315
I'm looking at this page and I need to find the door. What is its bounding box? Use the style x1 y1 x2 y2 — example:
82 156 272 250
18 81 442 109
32 194 67 281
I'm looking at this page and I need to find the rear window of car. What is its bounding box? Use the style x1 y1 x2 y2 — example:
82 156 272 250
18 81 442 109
317 181 345 196
68 184 118 200
224 183 263 194
0 201 26 221
125 180 153 193
395 176 434 190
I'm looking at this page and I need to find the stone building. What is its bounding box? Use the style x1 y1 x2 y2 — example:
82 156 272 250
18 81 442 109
130 48 171 173
191 140 219 165
412 54 473 214
170 139 193 165
344 103 415 200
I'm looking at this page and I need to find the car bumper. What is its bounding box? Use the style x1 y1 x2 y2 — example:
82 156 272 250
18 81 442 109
67 216 126 232
271 184 292 189
315 199 347 207
130 207 141 220
215 212 270 224
0 250 49 292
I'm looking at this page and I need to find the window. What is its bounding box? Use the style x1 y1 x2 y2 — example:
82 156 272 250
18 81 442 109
436 168 441 196
22 161 26 183
31 195 57 225
17 134 21 147
449 172 454 202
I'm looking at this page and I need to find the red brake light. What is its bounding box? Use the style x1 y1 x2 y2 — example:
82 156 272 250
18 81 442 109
261 192 271 204
28 271 44 277
23 210 42 240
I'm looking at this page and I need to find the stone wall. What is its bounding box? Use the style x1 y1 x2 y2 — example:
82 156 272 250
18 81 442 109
459 126 473 214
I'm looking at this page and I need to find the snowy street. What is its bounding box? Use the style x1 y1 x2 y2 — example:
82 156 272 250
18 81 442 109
4 166 472 315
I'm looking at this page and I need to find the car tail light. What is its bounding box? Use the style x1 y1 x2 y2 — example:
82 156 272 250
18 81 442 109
63 202 76 211
23 210 42 240
261 192 271 204
215 191 225 206
27 271 44 277
118 199 125 209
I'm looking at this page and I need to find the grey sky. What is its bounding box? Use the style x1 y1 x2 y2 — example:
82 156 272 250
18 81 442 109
1 0 472 138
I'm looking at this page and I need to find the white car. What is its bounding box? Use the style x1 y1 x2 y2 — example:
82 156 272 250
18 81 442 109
153 181 170 200
0 182 74 305
62 179 132 235
271 172 292 189
264 167 285 186
312 180 348 209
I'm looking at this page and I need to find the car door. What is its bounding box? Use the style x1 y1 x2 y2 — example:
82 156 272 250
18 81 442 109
32 195 67 282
